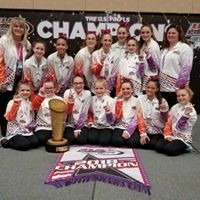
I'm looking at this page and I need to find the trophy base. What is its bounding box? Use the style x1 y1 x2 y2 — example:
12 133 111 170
45 138 69 153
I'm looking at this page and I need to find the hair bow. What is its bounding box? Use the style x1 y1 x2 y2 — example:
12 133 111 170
119 21 130 27
101 29 111 35
42 74 55 83
148 75 159 81
58 33 67 39
97 76 107 80
121 77 132 83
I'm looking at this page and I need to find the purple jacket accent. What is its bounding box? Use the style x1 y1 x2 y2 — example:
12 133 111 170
59 82 69 96
146 55 158 72
175 64 191 88
176 116 189 130
26 120 37 132
126 117 137 136
160 111 168 123
137 63 145 77
106 112 115 124
76 112 86 130
108 73 116 92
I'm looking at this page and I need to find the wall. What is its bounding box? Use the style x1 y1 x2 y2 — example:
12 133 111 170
0 0 200 13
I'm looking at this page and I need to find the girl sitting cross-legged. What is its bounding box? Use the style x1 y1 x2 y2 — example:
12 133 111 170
156 86 197 156
1 80 39 151
88 77 115 146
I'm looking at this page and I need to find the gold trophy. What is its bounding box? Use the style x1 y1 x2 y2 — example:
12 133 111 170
46 99 69 153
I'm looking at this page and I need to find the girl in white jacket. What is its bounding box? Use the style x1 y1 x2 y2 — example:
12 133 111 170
1 81 39 150
156 86 197 156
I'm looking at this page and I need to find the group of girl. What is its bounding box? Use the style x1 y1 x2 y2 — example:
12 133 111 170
0 17 197 156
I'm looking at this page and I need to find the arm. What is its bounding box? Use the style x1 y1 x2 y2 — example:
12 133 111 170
164 113 173 139
136 102 147 136
0 45 7 85
125 116 137 136
4 100 21 122
91 53 103 76
175 45 193 88
31 94 45 111
74 54 84 75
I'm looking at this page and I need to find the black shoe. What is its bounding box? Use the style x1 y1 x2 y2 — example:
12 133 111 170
1 139 9 148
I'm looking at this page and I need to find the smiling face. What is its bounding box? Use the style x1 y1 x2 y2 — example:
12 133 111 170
33 42 46 60
176 89 191 105
56 38 68 57
12 22 25 40
145 81 158 99
121 82 134 100
73 76 84 94
167 27 179 46
101 34 112 52
127 39 137 54
95 81 107 97
117 27 129 45
140 26 153 42
43 81 56 97
86 33 97 50
18 84 32 100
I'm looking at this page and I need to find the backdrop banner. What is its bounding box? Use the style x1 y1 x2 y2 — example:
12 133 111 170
0 9 200 112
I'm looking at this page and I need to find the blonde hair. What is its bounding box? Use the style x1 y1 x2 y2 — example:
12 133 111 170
6 17 30 51
177 86 194 100
95 78 109 95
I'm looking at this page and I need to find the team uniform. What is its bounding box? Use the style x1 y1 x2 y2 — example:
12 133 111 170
131 94 169 149
141 38 160 90
0 35 31 136
23 55 48 92
63 89 92 144
32 94 64 145
88 95 115 146
112 96 141 147
47 52 74 96
116 53 144 96
91 48 119 94
159 42 193 107
112 42 127 58
74 47 93 89
156 102 197 156
1 99 39 150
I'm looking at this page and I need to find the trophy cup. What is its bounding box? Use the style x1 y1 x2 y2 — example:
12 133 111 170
45 99 69 153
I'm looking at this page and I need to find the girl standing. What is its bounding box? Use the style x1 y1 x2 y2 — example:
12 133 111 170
91 31 119 95
0 17 31 136
1 81 39 151
139 23 160 90
63 75 92 145
23 38 48 93
88 78 115 146
156 86 197 156
116 37 144 97
47 35 74 97
112 24 129 58
32 75 64 145
74 32 97 90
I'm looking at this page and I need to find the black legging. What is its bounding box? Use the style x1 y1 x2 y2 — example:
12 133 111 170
64 126 89 145
155 138 188 156
5 135 39 151
127 131 164 150
34 130 52 145
88 127 113 146
0 91 14 136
